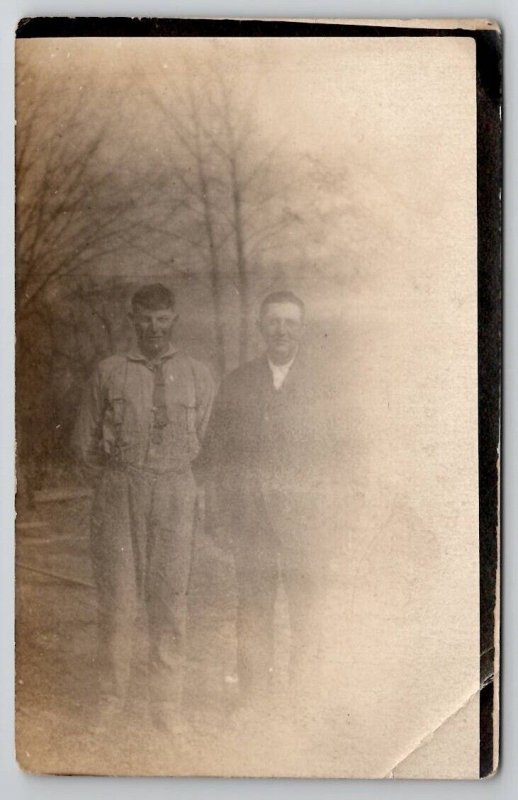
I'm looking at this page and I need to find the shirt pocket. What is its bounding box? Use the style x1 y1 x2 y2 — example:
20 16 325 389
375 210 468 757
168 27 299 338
103 391 140 458
102 393 124 456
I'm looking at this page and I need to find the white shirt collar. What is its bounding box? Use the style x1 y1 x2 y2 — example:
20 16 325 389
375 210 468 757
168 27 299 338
267 354 296 390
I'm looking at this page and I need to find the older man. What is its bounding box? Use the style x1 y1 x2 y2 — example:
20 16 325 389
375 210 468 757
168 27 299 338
198 291 339 714
73 283 214 734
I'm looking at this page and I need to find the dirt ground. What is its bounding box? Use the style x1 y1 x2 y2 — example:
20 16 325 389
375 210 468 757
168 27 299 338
15 491 363 777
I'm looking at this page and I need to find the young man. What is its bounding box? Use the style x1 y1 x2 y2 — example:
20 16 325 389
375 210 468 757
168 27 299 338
73 283 215 734
198 291 339 715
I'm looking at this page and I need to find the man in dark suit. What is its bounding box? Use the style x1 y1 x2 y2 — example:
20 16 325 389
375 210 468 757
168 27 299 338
198 291 339 714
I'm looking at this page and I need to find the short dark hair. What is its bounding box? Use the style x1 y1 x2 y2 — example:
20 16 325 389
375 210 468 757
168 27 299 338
260 291 305 320
131 283 175 311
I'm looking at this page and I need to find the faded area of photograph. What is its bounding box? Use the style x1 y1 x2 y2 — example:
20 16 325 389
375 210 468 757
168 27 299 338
15 35 479 777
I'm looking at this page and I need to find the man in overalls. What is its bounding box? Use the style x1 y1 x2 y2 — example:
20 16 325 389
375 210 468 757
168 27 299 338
73 283 215 734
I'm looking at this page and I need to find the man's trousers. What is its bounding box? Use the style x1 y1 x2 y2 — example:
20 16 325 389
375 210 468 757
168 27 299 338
231 483 329 707
89 466 197 713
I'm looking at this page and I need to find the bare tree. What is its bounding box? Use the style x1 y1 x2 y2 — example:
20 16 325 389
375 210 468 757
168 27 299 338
15 56 173 498
138 59 299 369
17 65 133 321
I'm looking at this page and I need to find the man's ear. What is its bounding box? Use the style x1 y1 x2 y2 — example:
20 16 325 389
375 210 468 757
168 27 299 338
171 311 179 325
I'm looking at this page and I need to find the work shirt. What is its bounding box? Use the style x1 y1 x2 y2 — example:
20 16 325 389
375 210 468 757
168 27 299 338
73 345 215 475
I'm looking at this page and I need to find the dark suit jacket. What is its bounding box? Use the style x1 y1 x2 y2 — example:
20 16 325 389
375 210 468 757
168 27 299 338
197 351 342 547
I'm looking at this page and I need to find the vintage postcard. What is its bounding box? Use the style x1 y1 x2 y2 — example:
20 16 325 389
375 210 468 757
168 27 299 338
14 18 501 778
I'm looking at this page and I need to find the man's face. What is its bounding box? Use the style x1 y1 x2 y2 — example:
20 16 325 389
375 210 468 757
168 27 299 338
259 302 304 365
131 304 178 357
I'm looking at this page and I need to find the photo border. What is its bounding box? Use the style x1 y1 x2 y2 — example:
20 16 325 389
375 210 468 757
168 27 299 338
15 16 503 779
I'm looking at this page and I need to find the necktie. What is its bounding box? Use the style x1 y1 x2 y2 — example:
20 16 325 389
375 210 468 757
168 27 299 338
151 360 168 444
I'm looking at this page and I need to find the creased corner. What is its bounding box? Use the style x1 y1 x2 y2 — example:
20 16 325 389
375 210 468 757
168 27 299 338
384 672 498 779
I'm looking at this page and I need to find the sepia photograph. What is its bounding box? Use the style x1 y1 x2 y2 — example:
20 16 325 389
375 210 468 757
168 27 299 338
14 20 500 779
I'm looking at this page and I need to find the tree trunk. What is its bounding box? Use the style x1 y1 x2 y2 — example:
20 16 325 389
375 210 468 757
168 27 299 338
230 160 249 365
196 152 227 376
